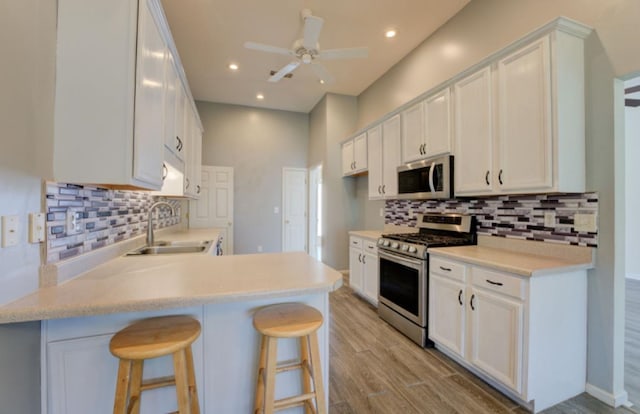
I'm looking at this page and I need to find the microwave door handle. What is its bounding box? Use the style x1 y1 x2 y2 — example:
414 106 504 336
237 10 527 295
429 161 436 193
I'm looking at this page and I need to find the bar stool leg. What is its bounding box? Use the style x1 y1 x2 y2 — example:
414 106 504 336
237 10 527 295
299 336 313 414
113 359 133 414
185 346 200 414
173 349 192 414
263 337 279 414
254 335 268 414
128 360 144 414
308 332 327 414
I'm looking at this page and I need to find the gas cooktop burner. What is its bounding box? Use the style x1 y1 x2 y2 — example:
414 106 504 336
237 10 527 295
378 213 476 259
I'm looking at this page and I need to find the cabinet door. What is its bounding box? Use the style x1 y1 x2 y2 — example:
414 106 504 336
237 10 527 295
425 88 451 157
349 246 364 293
382 114 401 198
454 67 494 196
132 0 166 188
497 37 552 192
193 127 203 198
429 274 465 357
367 125 383 199
469 288 523 393
354 132 368 172
163 54 180 158
363 250 379 306
401 102 425 163
342 141 354 176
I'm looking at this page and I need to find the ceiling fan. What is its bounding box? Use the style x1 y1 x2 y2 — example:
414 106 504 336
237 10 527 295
244 9 368 84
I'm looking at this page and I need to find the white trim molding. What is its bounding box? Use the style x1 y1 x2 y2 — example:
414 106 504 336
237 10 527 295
586 383 629 407
625 273 640 281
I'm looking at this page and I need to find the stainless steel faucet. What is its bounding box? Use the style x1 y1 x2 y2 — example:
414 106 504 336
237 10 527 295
146 201 175 246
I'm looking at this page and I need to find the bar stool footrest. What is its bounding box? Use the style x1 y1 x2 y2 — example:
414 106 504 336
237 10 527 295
274 392 317 411
140 375 176 391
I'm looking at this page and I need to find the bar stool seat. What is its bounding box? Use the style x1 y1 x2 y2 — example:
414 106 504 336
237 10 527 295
253 303 327 414
110 315 201 414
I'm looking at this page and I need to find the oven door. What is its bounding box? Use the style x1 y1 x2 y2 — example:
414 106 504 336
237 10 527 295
378 250 427 327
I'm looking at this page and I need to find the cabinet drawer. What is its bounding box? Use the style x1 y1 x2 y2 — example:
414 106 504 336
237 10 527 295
349 236 362 248
363 239 378 253
472 267 525 300
430 257 466 282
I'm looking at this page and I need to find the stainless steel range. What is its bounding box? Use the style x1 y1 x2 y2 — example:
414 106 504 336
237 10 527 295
377 213 476 347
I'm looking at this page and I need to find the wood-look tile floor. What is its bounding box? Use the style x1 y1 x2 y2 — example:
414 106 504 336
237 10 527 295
329 285 634 414
626 278 640 412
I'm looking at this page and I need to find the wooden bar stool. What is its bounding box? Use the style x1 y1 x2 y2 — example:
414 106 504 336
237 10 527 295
253 303 327 414
109 315 201 414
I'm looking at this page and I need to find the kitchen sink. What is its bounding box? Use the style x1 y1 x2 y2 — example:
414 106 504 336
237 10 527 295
126 240 213 256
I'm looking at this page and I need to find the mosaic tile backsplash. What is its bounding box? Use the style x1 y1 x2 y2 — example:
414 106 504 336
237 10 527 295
45 182 181 263
385 193 598 247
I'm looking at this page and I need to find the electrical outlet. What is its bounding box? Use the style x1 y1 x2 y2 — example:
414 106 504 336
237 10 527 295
257 245 263 252
274 206 279 214
574 213 597 233
379 208 384 217
29 213 46 243
544 212 556 228
65 208 82 235
1 215 20 247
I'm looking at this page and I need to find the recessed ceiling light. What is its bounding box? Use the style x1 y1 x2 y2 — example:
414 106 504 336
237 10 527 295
256 93 264 100
229 63 239 71
319 79 325 85
385 30 397 38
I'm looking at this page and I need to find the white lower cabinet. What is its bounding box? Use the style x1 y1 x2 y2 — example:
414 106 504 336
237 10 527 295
429 254 587 413
349 235 379 306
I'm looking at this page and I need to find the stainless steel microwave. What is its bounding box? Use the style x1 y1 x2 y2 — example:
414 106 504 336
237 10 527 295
397 155 453 200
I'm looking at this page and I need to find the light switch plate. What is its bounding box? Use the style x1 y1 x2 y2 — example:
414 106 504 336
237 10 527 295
574 213 597 233
1 215 20 247
66 208 82 235
29 212 45 243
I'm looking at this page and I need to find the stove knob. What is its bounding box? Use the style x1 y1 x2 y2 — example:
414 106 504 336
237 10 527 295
383 240 390 247
391 242 399 249
401 244 409 252
408 246 418 254
377 239 384 246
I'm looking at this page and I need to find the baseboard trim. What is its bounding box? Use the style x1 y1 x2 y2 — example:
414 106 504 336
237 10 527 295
585 383 628 407
626 273 640 281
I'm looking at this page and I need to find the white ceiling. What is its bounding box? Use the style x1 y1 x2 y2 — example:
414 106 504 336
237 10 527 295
161 0 470 113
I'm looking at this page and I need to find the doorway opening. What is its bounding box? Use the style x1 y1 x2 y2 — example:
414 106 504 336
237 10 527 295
625 75 640 412
308 165 322 261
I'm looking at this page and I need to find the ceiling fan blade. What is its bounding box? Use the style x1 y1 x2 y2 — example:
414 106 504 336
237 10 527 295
303 15 324 50
311 63 335 85
318 47 369 60
269 61 301 82
244 41 292 56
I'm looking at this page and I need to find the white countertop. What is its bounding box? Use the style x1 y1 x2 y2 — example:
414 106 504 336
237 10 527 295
428 235 594 277
348 230 384 241
0 229 343 323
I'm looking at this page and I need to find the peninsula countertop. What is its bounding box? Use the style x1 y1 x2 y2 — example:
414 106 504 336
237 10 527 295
0 251 343 324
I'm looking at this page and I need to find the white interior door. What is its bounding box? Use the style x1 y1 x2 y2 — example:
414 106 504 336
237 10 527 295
282 168 307 252
189 165 234 254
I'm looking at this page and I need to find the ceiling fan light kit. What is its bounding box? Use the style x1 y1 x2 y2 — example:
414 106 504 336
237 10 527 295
244 9 368 85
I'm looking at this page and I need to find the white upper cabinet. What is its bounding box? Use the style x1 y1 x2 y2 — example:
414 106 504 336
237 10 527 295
454 67 494 196
401 102 425 163
424 88 452 158
368 115 401 200
401 88 452 164
455 21 590 196
496 37 552 192
342 133 367 176
51 0 201 190
132 0 166 187
184 100 203 199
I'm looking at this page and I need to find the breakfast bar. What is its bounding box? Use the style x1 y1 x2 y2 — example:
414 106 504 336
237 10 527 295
0 240 342 414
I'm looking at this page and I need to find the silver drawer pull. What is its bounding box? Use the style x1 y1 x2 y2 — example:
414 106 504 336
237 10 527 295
439 266 452 272
486 279 503 286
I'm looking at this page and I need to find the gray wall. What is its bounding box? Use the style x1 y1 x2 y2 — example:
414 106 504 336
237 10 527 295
308 94 359 270
196 102 308 254
0 0 56 410
354 0 640 401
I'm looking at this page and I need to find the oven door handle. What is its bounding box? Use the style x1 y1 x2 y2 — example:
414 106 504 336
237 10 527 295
378 250 423 267
428 161 436 193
